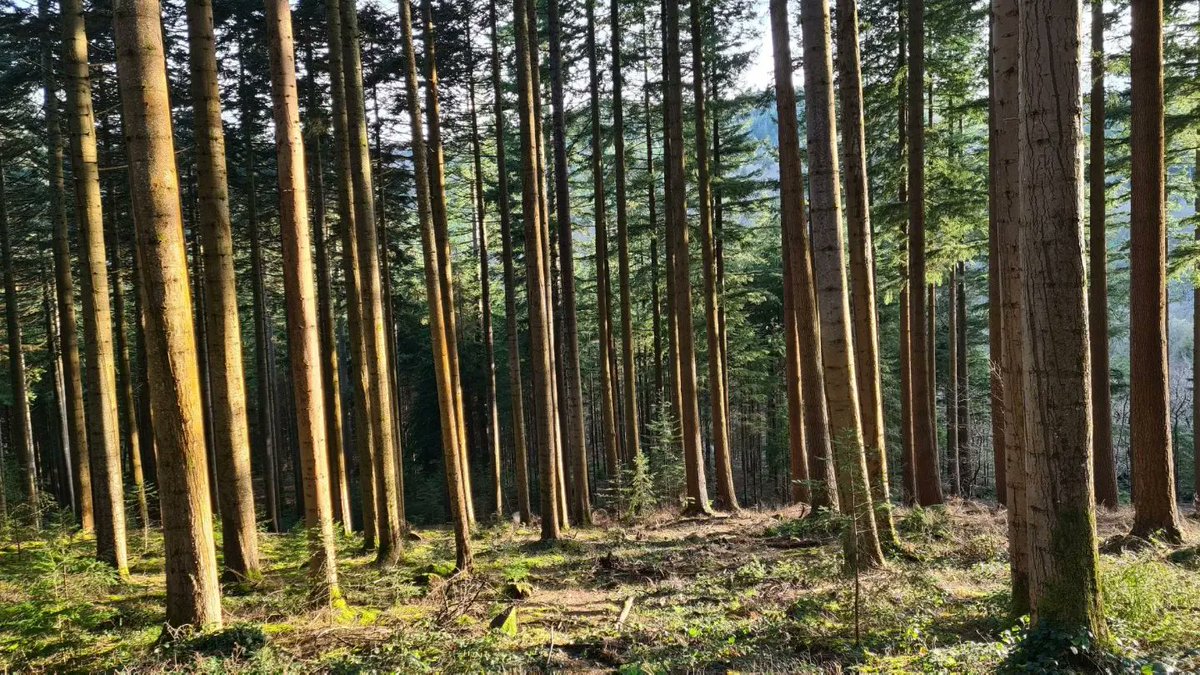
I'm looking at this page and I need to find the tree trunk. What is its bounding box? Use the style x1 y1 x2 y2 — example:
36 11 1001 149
549 0 592 523
643 26 664 409
323 0 377 547
946 269 959 496
0 163 39 528
1128 0 1181 542
987 6 1006 507
489 0 532 524
41 0 92 531
612 0 640 468
836 0 896 543
955 263 970 495
799 0 882 567
264 0 343 602
770 0 836 509
906 0 942 507
898 0 916 506
112 0 221 626
397 0 475 568
690 0 738 512
62 0 127 573
664 0 712 516
1017 0 1106 636
44 279 76 513
186 0 261 581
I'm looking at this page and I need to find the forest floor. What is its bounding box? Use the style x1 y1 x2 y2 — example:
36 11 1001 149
1 502 1199 673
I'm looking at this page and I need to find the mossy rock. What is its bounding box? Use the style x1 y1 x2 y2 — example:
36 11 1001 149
490 605 518 636
502 580 534 599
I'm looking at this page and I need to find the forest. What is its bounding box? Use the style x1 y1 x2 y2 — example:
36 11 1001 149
0 0 1198 670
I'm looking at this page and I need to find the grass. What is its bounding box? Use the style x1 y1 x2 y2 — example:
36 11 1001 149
0 504 1197 672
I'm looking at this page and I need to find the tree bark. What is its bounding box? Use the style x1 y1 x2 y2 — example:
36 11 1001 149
907 0 943 507
955 262 969 495
1128 0 1181 542
112 0 221 626
62 0 127 573
264 0 343 602
800 0 881 567
186 0 261 581
612 0 640 468
946 270 959 496
987 6 1006 507
1017 0 1106 636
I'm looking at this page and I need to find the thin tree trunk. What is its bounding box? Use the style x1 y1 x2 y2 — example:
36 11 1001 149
397 0 475 568
41 0 92 531
1128 0 1181 542
987 6 1006 506
799 0 882 567
907 0 943 506
62 0 127 573
612 0 640 468
643 31 663 406
955 262 970 495
264 0 343 602
44 280 76 514
112 0 221 626
186 0 261 581
836 0 895 543
1017 0 1106 636
489 0 532 523
898 0 915 506
946 270 959 496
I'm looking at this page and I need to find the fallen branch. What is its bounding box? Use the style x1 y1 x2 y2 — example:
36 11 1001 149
616 596 634 629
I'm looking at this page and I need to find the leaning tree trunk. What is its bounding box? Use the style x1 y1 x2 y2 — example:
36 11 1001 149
1017 0 1106 637
41 0 92 531
1088 0 1118 510
185 0 261 582
836 0 896 544
664 0 712 516
799 0 882 568
0 163 39 528
112 0 221 627
397 0 474 569
1128 0 1181 542
62 0 128 574
264 0 343 602
489 0 532 524
689 0 738 512
770 0 836 510
906 0 942 507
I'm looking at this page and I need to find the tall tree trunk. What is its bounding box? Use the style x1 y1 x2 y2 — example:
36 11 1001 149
955 262 970 495
323 0 377 547
690 0 738 512
987 6 1006 507
585 0 621 489
611 0 640 468
547 0 591 523
898 0 915 506
342 0 405 560
946 270 959 496
421 0 477 528
664 0 712 516
906 0 942 506
397 0 475 568
62 0 128 573
1089 0 1117 510
112 0 221 626
0 163 39 527
799 0 882 567
514 0 563 538
264 0 343 602
1129 0 1181 542
993 0 1029 616
44 280 76 513
770 0 836 509
41 0 92 531
643 29 663 407
1017 0 1106 636
186 0 261 582
489 0 532 523
836 0 896 543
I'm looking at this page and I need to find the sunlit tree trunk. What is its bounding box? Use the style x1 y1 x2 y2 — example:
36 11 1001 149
799 0 881 567
264 0 343 601
397 0 474 568
342 0 405 560
489 0 532 523
1128 0 1181 542
946 270 959 496
41 0 92 531
1017 0 1106 636
62 0 127 573
906 0 943 507
112 0 221 627
186 0 261 581
770 0 835 509
323 0 377 547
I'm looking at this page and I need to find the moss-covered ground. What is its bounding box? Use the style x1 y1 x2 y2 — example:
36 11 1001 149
1 503 1197 673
